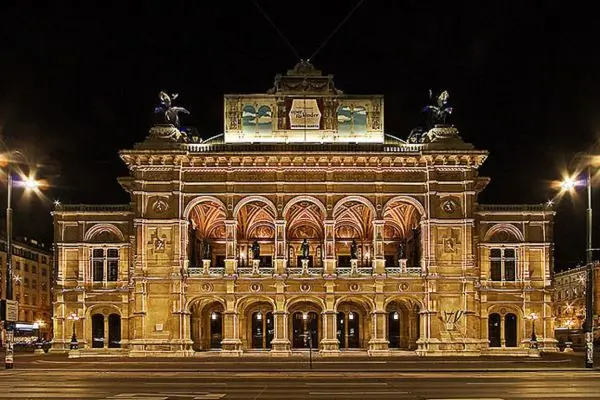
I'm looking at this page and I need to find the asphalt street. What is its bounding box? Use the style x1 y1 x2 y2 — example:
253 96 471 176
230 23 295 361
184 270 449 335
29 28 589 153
0 353 597 399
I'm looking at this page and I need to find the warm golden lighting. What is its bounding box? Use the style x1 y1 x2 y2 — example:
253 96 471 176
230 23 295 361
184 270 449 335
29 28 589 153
23 176 41 189
560 176 577 191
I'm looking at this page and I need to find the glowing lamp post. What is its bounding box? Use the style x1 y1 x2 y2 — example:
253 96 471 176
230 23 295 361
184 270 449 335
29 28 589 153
560 167 595 368
2 149 43 369
67 312 80 350
528 312 539 349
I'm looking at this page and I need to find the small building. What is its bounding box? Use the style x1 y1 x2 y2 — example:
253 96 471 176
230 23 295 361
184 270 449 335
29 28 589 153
51 63 556 356
552 262 600 350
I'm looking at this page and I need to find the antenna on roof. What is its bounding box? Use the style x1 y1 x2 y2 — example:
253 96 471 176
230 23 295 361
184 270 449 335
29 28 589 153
252 0 303 62
308 0 365 62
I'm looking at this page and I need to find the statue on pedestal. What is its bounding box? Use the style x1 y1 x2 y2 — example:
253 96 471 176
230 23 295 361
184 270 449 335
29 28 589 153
301 239 310 259
397 240 406 260
251 240 260 260
202 239 212 260
350 239 358 260
154 91 190 128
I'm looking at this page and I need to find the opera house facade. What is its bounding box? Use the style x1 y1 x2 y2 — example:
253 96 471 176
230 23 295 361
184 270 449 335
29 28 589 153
52 62 556 356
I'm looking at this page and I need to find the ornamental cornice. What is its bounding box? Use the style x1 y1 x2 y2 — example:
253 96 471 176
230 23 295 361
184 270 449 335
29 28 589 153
121 153 487 170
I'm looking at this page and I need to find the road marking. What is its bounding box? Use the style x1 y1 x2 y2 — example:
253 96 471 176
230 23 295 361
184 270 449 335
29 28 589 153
306 382 388 386
309 392 408 395
103 393 226 400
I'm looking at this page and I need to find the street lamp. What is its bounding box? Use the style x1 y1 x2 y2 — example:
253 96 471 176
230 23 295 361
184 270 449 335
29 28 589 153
560 166 596 368
527 312 539 349
2 150 43 369
67 312 80 350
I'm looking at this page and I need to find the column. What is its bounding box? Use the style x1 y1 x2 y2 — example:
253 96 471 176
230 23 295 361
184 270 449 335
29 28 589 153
274 220 287 275
323 219 336 275
320 310 340 356
270 310 291 355
220 310 242 355
225 220 237 275
372 220 385 275
409 311 418 350
104 316 109 349
368 310 390 356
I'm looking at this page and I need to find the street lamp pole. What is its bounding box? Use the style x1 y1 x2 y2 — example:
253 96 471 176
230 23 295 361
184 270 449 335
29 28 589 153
584 165 594 368
4 166 14 369
68 312 80 350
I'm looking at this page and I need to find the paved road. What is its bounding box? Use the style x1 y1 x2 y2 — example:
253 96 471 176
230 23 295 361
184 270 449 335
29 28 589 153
0 369 599 399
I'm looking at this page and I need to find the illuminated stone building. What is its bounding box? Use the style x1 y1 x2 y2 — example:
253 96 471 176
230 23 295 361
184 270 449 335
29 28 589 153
552 263 600 348
52 62 556 356
1 237 53 339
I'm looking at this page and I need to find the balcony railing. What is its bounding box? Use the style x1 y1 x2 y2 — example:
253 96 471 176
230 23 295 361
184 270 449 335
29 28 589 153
56 204 132 212
287 267 324 276
385 266 422 275
236 267 275 276
188 267 225 276
336 267 373 276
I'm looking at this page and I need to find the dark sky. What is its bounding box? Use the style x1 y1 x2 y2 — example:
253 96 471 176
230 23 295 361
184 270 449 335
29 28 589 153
0 1 599 270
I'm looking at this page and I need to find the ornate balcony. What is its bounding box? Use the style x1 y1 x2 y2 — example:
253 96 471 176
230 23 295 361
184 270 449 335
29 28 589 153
188 267 225 276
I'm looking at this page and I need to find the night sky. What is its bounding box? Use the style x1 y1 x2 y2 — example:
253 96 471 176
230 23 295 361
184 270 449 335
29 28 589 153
1 1 599 270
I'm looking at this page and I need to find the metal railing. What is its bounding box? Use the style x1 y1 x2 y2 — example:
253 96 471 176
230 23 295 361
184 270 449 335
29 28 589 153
188 267 225 276
55 204 132 212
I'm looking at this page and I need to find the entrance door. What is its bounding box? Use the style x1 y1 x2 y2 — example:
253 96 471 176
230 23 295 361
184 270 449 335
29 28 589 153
388 311 400 348
210 312 223 349
505 313 517 347
91 314 104 348
292 312 318 348
108 314 121 348
251 311 274 349
488 313 501 347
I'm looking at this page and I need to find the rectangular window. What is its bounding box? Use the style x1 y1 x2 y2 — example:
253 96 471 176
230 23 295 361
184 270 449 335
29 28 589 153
91 248 120 282
489 247 518 282
41 268 47 277
24 264 29 272
490 249 502 281
32 265 37 274
32 279 37 289
15 261 20 270
92 249 104 281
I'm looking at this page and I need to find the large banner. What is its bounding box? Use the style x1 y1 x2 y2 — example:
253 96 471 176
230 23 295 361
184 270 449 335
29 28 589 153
288 99 322 130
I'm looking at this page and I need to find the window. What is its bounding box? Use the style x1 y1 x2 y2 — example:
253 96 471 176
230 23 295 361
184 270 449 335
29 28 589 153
32 265 37 274
32 279 37 289
41 268 47 277
24 264 29 272
41 282 48 291
490 248 517 281
15 261 20 270
91 248 120 282
24 278 29 288
42 256 48 264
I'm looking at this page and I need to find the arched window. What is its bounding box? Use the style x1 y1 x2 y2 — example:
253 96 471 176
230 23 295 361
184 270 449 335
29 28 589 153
91 314 104 348
504 313 517 347
488 313 501 347
108 314 121 348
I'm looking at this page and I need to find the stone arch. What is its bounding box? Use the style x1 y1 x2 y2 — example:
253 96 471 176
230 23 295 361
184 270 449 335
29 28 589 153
332 195 376 219
85 304 122 319
486 304 524 319
183 195 228 220
382 195 426 219
484 223 525 243
283 196 327 217
334 295 375 313
284 296 326 312
383 295 425 311
85 304 123 350
186 295 227 313
235 295 276 315
233 196 277 219
84 224 125 242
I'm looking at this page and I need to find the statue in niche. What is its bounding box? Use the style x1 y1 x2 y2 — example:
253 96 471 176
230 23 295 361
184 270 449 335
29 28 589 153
350 239 358 260
398 240 406 260
301 239 310 259
251 240 261 260
423 89 453 127
202 239 212 260
188 227 198 267
154 91 190 128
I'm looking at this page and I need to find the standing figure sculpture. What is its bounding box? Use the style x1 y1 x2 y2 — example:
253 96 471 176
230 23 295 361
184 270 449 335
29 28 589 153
301 238 310 259
350 239 358 260
202 239 212 260
154 91 190 128
397 240 406 260
251 240 261 260
423 89 453 127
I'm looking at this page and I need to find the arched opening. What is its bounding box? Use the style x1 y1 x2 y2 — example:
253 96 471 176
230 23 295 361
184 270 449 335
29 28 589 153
289 302 322 349
336 302 367 349
242 301 274 350
488 313 501 347
189 300 224 351
108 313 121 348
386 301 420 350
383 199 422 271
91 314 104 349
188 200 227 271
504 313 517 347
236 200 276 270
284 199 325 270
333 200 373 270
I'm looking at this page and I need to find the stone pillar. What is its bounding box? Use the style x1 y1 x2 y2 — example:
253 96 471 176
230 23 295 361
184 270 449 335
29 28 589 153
274 220 287 274
372 220 385 275
409 311 418 350
368 310 390 356
320 310 340 356
220 310 242 355
323 219 336 275
225 220 237 275
104 316 109 349
202 259 211 274
270 310 291 356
